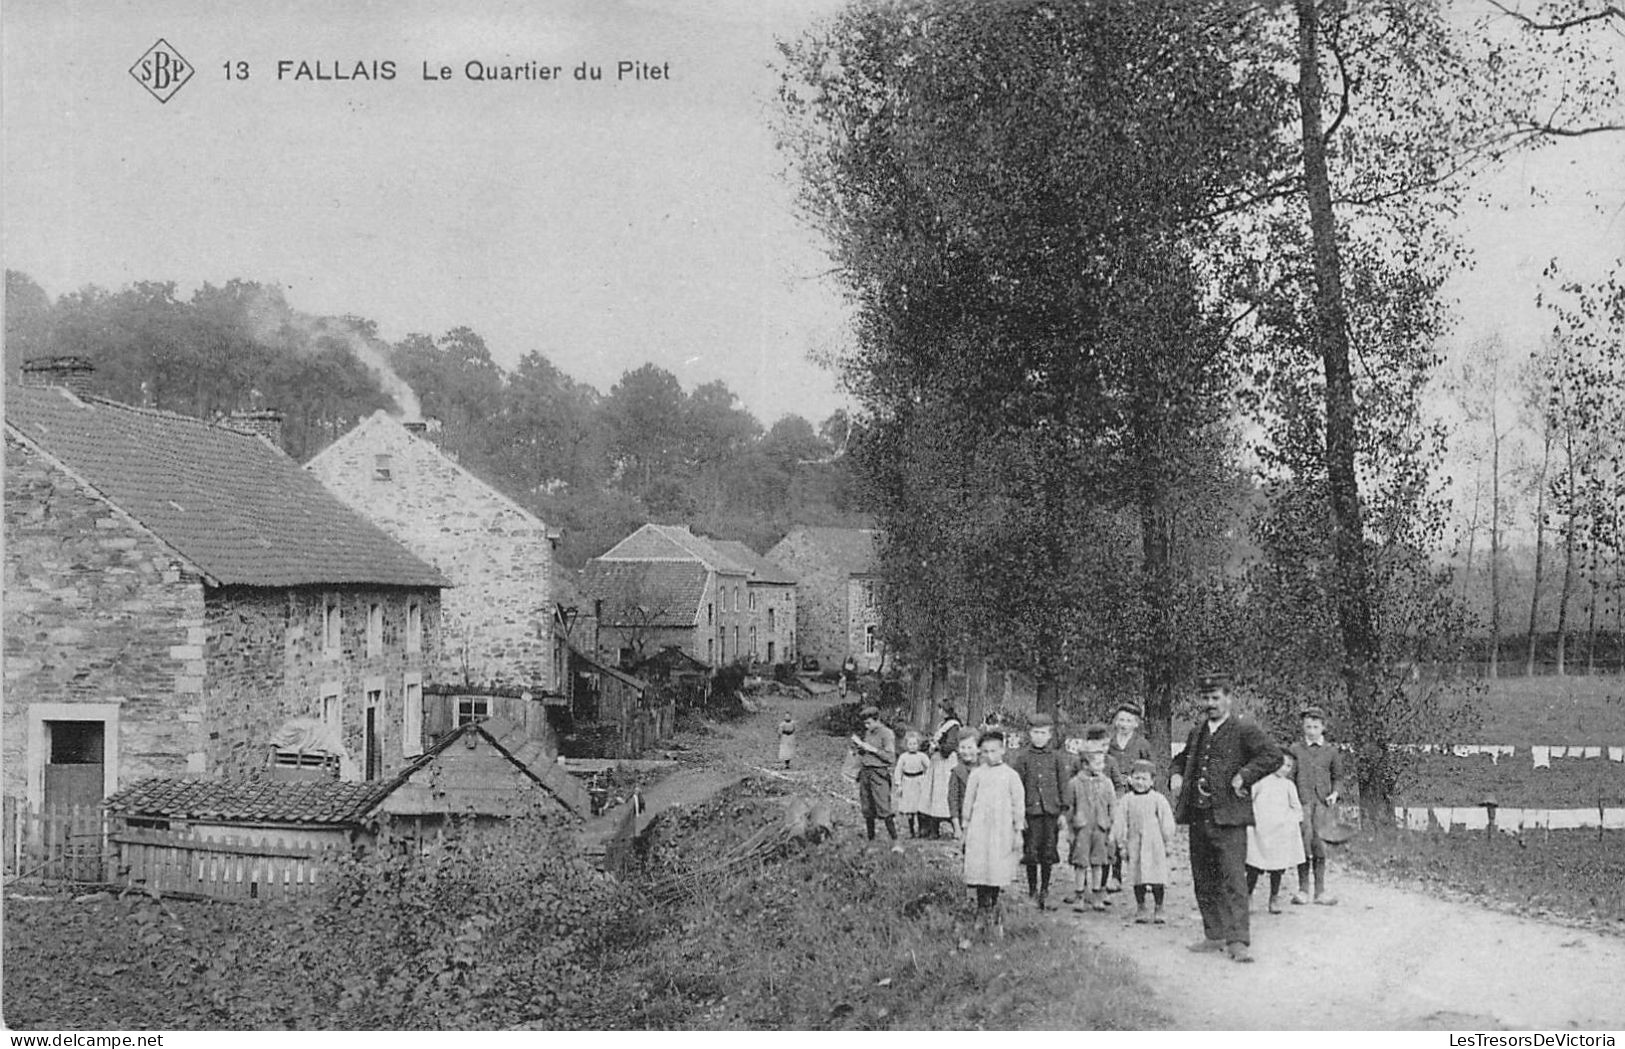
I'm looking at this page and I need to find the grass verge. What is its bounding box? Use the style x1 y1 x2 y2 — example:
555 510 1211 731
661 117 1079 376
1338 827 1625 933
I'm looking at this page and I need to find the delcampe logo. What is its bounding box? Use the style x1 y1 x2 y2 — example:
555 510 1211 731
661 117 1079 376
130 39 194 103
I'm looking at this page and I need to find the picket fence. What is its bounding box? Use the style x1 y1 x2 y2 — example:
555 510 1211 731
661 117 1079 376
2 798 105 883
3 797 342 900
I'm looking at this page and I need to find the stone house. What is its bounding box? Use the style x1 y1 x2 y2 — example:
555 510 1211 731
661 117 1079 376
580 524 751 668
305 410 567 703
709 539 798 666
4 363 447 814
767 527 883 671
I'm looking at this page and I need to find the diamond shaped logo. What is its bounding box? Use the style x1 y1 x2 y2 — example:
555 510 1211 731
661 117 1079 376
129 39 194 104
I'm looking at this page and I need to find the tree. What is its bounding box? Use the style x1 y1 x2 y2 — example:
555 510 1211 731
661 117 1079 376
603 363 689 494
4 270 53 378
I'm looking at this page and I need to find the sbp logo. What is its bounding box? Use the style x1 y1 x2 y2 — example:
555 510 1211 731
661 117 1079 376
130 39 194 103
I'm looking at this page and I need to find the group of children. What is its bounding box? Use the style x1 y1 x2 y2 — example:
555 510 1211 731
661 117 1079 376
923 701 1347 937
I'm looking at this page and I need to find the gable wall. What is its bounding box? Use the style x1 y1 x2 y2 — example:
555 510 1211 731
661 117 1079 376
308 421 556 691
3 436 209 801
767 532 850 669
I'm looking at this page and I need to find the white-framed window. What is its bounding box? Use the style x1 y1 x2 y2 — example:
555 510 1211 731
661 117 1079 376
863 581 876 609
323 596 342 658
767 607 776 632
734 586 741 612
321 681 342 725
707 602 714 625
402 673 424 757
734 625 740 657
707 638 715 664
367 602 383 659
406 599 422 654
865 624 877 655
25 703 121 811
457 696 490 726
748 590 757 612
750 626 758 659
373 453 392 481
364 680 384 781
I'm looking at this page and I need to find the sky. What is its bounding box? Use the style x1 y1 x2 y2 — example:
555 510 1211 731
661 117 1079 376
2 0 1621 435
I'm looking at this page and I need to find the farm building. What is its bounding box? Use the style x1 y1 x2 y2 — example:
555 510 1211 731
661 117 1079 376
767 527 883 671
3 359 447 820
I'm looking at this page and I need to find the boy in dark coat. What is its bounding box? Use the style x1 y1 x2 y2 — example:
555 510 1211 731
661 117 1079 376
1172 673 1283 963
1289 705 1351 905
1008 712 1075 909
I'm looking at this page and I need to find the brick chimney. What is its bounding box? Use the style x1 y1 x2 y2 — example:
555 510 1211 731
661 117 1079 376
224 409 285 451
20 356 96 398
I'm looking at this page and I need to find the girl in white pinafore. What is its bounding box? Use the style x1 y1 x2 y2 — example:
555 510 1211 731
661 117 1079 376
962 731 1025 935
1246 751 1307 914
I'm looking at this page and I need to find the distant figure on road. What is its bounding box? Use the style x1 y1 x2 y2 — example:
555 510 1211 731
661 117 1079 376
962 729 1025 938
839 655 858 698
1290 705 1350 906
777 711 797 769
850 705 899 846
1173 672 1283 964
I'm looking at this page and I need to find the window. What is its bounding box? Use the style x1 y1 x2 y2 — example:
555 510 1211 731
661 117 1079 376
323 598 342 657
321 683 342 732
373 453 392 481
750 626 758 660
364 686 383 781
767 607 776 632
748 590 757 612
406 600 422 654
734 586 741 612
865 624 877 655
767 641 775 663
367 602 383 659
733 626 740 657
456 696 489 726
707 602 714 625
402 675 423 757
863 581 876 609
707 638 714 663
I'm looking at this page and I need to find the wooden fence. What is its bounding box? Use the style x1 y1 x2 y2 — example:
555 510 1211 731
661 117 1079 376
3 798 106 883
108 829 341 901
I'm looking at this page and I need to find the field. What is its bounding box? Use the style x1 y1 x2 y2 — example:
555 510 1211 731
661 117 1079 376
1468 675 1625 744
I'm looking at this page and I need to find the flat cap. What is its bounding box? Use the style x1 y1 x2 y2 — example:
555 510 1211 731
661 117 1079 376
1197 672 1232 692
859 705 880 720
1114 702 1144 719
1299 705 1329 722
1028 712 1054 728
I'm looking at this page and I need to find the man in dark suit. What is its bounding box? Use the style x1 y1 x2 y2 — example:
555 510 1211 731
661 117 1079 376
1173 672 1283 963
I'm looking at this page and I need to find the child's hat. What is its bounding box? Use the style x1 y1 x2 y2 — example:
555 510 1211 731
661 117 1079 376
1131 759 1155 775
957 726 981 743
1028 712 1054 728
1114 702 1143 719
1083 722 1110 740
859 705 880 719
1299 705 1329 722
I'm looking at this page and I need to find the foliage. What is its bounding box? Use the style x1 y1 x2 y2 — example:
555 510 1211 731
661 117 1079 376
3 270 871 568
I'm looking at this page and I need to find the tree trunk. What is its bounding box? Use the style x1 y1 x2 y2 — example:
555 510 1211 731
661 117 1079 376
1489 396 1502 679
1139 496 1177 775
1585 578 1599 675
1526 434 1551 675
966 656 988 729
1295 0 1389 824
1557 442 1577 676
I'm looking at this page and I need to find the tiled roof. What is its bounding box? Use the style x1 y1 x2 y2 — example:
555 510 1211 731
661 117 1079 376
781 527 878 575
580 559 706 627
601 524 749 576
105 777 391 825
5 387 446 588
709 539 798 585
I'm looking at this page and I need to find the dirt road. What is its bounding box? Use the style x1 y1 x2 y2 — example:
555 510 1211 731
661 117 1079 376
693 693 1625 1031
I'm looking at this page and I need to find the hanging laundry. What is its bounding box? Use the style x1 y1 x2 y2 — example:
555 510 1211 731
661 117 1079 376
1582 746 1601 759
1531 746 1551 769
1404 808 1430 832
1452 744 1475 758
1497 807 1525 830
1609 747 1624 763
1603 808 1625 830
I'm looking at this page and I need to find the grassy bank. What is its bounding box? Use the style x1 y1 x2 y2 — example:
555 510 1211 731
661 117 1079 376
3 776 1163 1031
1338 827 1625 931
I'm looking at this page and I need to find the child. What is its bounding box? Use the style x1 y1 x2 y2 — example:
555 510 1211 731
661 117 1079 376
850 705 899 846
1105 702 1156 892
1246 751 1307 914
1289 705 1350 905
893 731 932 838
777 711 797 770
962 730 1026 938
1111 759 1175 924
1065 741 1117 911
948 728 982 839
1008 712 1074 909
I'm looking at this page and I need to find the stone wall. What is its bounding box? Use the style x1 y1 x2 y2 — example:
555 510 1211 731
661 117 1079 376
3 436 208 802
204 585 440 780
743 583 797 664
767 532 848 669
846 576 884 671
307 417 556 691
